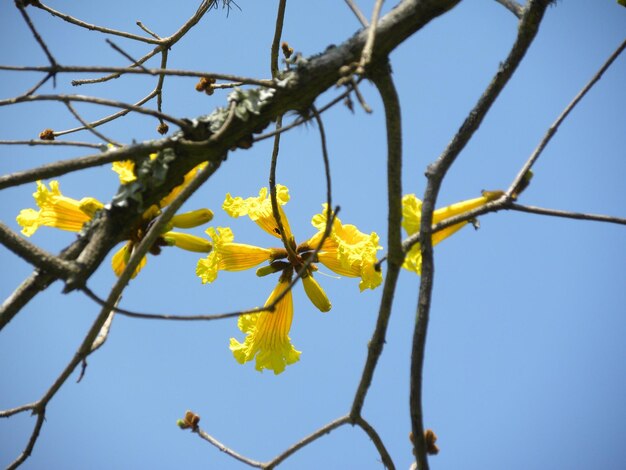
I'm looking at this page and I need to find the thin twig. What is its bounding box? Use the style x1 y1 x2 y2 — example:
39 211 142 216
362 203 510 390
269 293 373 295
507 37 626 198
410 3 551 468
16 1 57 68
354 416 396 470
2 94 190 132
351 62 403 420
263 415 351 469
0 140 107 149
0 139 173 190
195 428 264 468
136 21 161 40
70 0 217 85
54 89 158 137
5 407 46 470
32 1 160 44
105 39 150 73
494 0 524 18
63 101 121 146
270 0 287 78
0 65 276 88
20 74 54 98
357 0 384 74
509 203 626 226
344 0 370 27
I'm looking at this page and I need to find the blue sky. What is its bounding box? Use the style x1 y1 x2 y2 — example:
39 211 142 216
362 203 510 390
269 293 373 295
1 1 625 469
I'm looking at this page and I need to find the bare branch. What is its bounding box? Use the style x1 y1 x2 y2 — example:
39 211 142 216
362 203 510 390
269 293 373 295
356 0 385 76
263 415 351 469
270 0 287 78
351 62 403 418
15 1 57 68
32 0 160 44
0 65 276 88
509 203 626 226
494 0 524 18
194 427 264 468
1 94 191 132
411 2 552 468
0 140 107 149
354 416 396 470
5 407 46 470
344 0 370 27
507 37 626 198
63 101 121 146
0 139 173 190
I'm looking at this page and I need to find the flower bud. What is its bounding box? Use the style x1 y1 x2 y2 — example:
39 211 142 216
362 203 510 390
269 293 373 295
163 232 212 253
302 274 331 312
170 209 214 228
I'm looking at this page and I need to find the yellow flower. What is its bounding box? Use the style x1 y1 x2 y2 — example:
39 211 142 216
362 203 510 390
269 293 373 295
223 185 292 239
196 227 275 284
18 163 214 279
197 185 382 373
230 277 301 374
402 191 503 274
305 204 383 291
16 181 103 236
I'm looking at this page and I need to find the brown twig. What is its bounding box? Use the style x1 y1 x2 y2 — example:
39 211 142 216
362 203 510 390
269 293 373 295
494 0 524 18
63 101 121 146
507 37 626 198
263 415 351 469
350 62 403 422
356 0 384 75
0 139 107 149
270 0 287 78
0 139 173 190
1 94 190 132
344 0 370 27
0 64 276 88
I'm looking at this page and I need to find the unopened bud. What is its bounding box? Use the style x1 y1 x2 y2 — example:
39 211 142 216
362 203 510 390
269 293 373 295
170 209 214 228
79 197 105 217
302 273 331 312
163 232 212 253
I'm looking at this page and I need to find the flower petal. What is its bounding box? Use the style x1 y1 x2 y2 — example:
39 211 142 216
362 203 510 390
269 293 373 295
111 243 147 279
223 185 292 239
196 227 271 283
308 204 382 291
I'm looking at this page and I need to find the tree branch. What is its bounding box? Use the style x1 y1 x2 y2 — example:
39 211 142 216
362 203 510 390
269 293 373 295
411 2 552 468
351 61 403 418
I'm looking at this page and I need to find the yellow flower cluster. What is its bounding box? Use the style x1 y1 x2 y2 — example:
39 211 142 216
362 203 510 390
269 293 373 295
17 154 213 279
196 185 382 374
17 152 502 375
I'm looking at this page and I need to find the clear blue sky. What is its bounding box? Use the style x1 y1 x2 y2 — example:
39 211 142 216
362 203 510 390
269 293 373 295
1 1 625 469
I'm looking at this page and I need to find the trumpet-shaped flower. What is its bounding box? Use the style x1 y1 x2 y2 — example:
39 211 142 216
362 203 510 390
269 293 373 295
197 185 382 374
16 181 103 236
402 191 503 274
305 204 382 292
230 277 301 375
17 159 214 279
